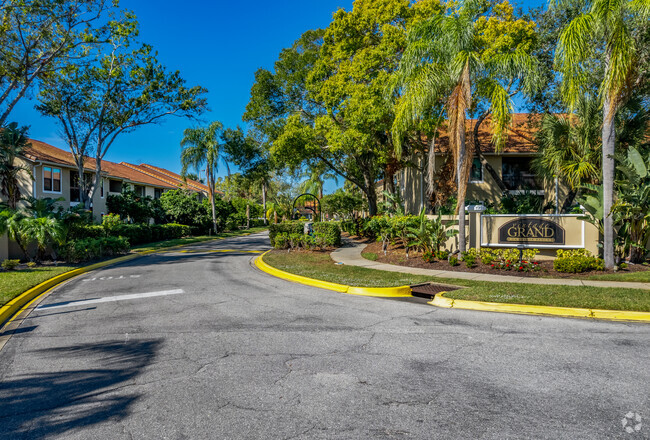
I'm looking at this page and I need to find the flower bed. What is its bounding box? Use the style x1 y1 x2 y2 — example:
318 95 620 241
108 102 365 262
361 240 650 279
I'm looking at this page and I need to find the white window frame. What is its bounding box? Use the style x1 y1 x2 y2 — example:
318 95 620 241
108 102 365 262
42 166 62 194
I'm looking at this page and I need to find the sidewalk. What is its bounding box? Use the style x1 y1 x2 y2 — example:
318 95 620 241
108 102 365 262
331 241 650 290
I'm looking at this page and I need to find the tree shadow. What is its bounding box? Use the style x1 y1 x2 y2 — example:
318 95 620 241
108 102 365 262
0 339 161 439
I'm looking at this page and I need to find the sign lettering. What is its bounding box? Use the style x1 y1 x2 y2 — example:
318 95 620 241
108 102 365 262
498 218 565 245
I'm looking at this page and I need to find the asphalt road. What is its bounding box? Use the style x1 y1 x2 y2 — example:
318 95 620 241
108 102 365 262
0 231 649 440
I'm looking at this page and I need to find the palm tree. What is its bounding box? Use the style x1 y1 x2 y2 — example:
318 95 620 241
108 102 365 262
533 95 602 210
0 122 32 209
180 122 228 234
23 216 65 262
391 0 538 253
553 0 650 268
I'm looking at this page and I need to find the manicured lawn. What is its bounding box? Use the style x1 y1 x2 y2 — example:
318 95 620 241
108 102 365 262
361 251 378 261
587 269 650 283
133 227 268 252
263 250 650 312
0 266 75 306
263 251 435 287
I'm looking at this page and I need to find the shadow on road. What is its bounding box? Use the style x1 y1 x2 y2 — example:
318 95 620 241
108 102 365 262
0 339 161 439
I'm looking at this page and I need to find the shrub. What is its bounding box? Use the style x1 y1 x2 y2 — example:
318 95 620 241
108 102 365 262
461 249 478 268
313 222 342 247
273 233 289 250
67 224 104 240
554 249 605 273
269 221 305 246
449 255 459 266
2 259 20 270
27 261 37 268
60 237 130 263
436 250 449 260
480 249 496 265
422 251 435 263
102 213 122 236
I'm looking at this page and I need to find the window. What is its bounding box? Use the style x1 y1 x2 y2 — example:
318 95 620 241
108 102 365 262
154 188 162 199
134 185 145 197
43 167 61 192
100 179 104 198
469 157 483 182
109 179 122 193
501 157 541 190
70 171 91 202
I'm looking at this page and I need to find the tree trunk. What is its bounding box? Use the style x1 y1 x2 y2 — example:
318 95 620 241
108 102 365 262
366 188 378 217
457 134 468 254
208 168 218 234
560 187 578 213
602 97 616 268
246 203 250 229
473 114 508 193
262 182 267 225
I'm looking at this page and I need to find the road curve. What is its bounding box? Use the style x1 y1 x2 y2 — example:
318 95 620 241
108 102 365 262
0 231 648 439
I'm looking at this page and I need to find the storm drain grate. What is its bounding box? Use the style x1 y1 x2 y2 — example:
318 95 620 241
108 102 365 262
410 283 461 299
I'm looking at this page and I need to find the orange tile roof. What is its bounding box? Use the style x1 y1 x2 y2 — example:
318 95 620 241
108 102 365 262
432 113 539 154
136 164 220 195
23 139 100 170
21 138 210 192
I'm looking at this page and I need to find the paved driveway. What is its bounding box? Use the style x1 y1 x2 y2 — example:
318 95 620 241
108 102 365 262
0 231 648 439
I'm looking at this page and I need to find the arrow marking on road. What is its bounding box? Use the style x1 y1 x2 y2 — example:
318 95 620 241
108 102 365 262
36 289 185 310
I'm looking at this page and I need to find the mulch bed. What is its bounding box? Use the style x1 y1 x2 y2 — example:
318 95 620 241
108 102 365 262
361 240 650 279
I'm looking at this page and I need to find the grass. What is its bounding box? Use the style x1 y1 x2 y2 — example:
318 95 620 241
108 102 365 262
132 226 268 252
587 269 650 283
263 250 650 312
263 251 435 287
0 266 75 306
361 251 378 261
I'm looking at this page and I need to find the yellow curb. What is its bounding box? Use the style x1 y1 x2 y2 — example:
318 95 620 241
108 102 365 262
0 236 224 328
429 292 650 322
179 249 263 254
255 251 412 298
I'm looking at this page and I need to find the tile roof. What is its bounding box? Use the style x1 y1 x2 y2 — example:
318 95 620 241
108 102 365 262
23 139 100 170
432 113 539 154
21 138 210 192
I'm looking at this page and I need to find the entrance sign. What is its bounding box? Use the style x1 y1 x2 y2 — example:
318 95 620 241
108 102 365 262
479 214 598 253
498 218 565 245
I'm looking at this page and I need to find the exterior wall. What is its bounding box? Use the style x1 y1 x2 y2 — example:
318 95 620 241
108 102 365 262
396 153 572 214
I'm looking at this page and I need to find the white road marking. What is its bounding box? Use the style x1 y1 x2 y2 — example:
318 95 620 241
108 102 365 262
36 289 185 310
82 274 141 282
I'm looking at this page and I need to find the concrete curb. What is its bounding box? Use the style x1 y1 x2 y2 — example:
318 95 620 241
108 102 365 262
430 292 650 322
0 237 222 328
255 251 413 298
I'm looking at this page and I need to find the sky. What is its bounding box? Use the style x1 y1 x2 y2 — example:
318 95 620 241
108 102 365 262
10 0 546 193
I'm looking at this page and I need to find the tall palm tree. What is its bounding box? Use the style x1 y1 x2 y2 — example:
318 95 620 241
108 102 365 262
533 95 602 210
391 0 538 253
180 121 227 234
554 0 650 268
0 122 31 209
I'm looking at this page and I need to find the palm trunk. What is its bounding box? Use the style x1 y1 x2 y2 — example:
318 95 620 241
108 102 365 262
208 167 218 234
262 182 267 225
457 124 468 254
602 96 616 268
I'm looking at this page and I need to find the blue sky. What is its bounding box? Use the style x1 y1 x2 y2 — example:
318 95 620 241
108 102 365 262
10 0 546 193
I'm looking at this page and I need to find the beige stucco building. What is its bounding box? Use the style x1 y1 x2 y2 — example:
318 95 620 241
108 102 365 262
1 139 214 260
388 114 571 214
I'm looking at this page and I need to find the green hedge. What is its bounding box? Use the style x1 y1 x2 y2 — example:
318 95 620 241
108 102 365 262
269 221 305 247
269 221 341 248
313 222 342 247
68 223 192 246
554 249 605 273
60 236 130 263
